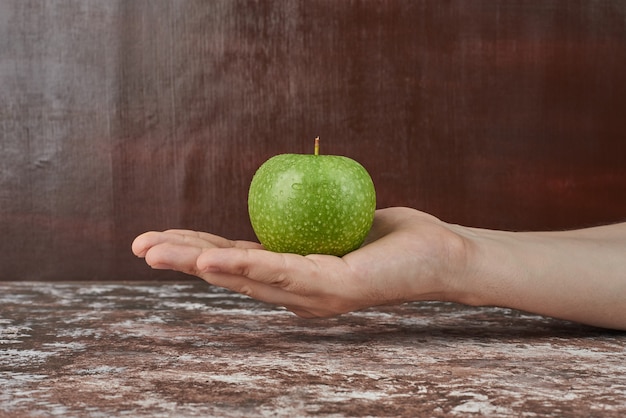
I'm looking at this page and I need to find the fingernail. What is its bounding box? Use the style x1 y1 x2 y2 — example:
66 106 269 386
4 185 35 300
151 263 171 270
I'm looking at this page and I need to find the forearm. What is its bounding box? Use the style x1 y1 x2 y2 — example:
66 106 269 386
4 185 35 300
452 223 626 330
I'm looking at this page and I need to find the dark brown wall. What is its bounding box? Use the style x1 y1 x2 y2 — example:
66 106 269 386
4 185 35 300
2 1 625 281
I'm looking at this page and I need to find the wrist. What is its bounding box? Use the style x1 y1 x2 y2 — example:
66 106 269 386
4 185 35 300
420 218 626 329
441 224 521 308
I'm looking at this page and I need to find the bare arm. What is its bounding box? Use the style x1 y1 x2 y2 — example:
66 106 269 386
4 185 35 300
132 207 626 330
452 222 626 329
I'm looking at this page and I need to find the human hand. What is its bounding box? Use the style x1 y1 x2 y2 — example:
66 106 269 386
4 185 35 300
131 207 469 318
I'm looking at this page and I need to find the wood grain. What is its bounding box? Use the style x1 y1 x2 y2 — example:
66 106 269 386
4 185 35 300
1 1 625 280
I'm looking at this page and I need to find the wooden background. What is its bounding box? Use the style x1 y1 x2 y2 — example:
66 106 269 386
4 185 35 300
1 1 625 281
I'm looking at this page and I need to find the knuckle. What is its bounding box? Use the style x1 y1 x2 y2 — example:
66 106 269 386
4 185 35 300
237 284 255 298
271 271 291 288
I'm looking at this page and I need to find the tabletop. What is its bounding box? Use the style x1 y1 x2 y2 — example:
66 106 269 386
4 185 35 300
1 281 625 417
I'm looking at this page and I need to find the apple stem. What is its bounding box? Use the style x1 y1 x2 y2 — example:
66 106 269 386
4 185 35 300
314 137 320 156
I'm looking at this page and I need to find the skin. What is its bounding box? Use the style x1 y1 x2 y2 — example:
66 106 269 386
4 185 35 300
132 207 626 330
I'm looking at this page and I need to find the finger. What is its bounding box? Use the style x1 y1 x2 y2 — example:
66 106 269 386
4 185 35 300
197 247 323 294
199 269 312 311
197 249 360 317
143 242 204 275
132 231 163 257
285 306 319 318
132 230 261 258
141 239 310 309
132 230 216 258
133 231 208 258
198 267 340 318
164 229 263 250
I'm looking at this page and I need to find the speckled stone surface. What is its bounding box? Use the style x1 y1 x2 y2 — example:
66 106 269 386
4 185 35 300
1 281 625 417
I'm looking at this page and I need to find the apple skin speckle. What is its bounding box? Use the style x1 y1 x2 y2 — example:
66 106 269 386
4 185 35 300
248 153 376 256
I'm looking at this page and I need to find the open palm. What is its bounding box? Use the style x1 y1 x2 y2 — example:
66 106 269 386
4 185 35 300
132 207 467 318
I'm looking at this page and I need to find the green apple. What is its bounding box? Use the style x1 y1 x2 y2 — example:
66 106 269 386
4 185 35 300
248 139 376 256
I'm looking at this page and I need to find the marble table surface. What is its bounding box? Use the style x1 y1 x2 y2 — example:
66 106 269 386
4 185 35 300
1 281 625 417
